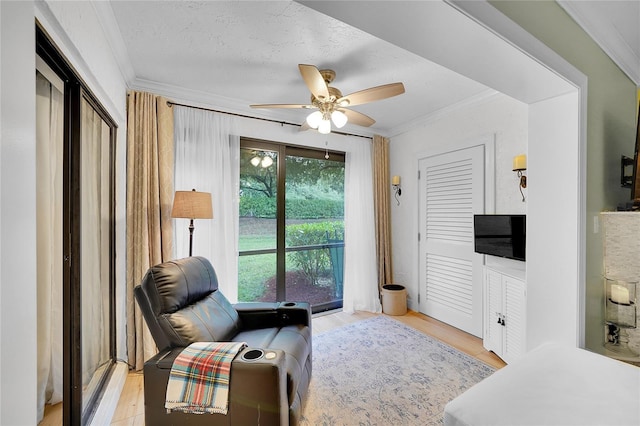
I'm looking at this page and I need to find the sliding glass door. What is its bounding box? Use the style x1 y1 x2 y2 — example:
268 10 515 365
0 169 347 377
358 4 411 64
239 139 345 313
37 25 116 426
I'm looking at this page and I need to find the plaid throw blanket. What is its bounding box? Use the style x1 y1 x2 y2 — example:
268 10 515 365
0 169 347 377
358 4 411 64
165 341 247 415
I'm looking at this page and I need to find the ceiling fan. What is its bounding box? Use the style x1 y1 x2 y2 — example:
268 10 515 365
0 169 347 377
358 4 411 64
250 64 405 134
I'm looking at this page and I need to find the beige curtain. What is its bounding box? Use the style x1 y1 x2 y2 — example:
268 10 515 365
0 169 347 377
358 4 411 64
372 135 393 293
126 91 174 370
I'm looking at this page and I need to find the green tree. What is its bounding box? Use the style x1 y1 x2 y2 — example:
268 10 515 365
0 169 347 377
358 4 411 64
286 221 344 285
285 155 344 194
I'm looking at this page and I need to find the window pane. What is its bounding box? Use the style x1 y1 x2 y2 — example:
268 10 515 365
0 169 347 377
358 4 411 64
238 142 345 312
285 154 344 310
238 147 278 302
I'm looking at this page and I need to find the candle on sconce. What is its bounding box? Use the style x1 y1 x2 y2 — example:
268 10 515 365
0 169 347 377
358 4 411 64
512 154 527 171
392 175 400 186
610 284 631 305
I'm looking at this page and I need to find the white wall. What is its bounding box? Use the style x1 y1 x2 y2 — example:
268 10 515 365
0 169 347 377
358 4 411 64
390 93 528 311
1 2 37 424
526 91 581 349
0 1 128 422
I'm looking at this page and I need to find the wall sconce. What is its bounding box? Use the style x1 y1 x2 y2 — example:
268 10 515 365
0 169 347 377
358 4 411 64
512 154 527 202
392 175 402 206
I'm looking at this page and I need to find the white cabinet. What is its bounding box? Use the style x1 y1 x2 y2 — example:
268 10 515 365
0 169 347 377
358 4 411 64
483 266 526 364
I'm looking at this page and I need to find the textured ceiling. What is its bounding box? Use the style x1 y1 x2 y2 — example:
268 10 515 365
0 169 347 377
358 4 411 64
107 1 492 136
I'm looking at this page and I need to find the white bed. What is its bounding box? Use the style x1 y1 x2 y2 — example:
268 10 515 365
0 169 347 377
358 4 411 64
444 343 640 426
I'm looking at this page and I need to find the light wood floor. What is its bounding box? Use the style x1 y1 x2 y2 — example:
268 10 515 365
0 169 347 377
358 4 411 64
41 310 506 425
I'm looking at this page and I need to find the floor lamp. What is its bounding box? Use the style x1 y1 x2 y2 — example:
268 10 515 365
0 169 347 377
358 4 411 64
171 189 213 257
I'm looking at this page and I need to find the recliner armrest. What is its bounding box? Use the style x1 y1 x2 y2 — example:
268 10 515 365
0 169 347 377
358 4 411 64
144 347 289 425
234 301 311 329
277 302 311 328
234 302 280 329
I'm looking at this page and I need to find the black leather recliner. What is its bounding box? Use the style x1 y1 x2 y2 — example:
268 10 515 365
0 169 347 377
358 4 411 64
134 256 312 425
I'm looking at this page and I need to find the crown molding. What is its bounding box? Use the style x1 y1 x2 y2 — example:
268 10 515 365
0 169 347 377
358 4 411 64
91 0 136 86
131 77 278 117
557 0 640 86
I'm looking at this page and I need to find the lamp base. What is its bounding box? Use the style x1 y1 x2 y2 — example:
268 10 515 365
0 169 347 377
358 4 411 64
188 219 194 257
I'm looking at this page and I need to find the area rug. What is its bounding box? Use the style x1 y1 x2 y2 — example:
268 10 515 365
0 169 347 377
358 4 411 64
300 316 495 425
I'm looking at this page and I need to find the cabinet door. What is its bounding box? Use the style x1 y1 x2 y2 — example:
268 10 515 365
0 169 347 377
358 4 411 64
503 276 526 363
484 269 503 354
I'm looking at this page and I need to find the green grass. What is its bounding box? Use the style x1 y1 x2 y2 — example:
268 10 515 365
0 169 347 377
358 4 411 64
238 235 276 301
238 235 275 252
238 253 275 302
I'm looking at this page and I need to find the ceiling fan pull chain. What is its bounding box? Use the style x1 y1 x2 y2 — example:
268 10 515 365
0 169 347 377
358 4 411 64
325 141 329 159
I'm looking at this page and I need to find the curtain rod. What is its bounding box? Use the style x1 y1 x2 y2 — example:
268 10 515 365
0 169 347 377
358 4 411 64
166 100 373 140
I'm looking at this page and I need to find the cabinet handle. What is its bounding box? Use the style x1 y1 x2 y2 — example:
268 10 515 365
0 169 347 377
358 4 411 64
496 313 506 326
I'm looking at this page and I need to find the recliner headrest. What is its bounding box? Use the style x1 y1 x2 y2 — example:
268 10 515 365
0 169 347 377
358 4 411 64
141 256 218 315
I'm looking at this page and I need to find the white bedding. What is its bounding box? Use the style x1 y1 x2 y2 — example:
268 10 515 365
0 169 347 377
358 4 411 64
444 343 640 426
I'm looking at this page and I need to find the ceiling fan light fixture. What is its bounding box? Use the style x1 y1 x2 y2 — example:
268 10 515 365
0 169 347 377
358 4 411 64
318 119 331 134
306 110 323 129
250 156 261 167
331 110 348 128
251 64 405 132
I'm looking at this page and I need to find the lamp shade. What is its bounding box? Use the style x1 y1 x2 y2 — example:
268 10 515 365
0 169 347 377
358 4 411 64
171 190 213 219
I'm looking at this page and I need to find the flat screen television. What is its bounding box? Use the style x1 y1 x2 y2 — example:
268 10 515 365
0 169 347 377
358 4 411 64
473 214 526 261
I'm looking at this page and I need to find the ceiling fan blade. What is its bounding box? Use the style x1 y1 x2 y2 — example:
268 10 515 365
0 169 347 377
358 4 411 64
299 64 330 101
250 103 314 109
299 121 312 132
341 108 376 127
338 82 405 107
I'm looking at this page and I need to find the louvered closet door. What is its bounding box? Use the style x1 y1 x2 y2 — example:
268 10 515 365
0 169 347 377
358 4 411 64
418 145 485 337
